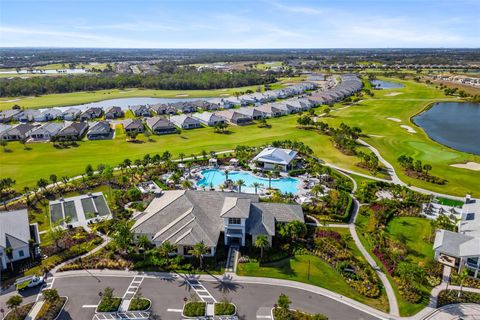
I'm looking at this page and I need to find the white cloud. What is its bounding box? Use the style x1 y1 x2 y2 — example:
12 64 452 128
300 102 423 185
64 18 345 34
270 1 324 15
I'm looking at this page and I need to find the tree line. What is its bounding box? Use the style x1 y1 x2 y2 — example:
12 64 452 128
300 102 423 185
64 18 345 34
0 70 277 97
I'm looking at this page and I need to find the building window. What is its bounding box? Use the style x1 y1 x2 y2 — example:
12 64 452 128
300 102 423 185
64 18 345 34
228 218 241 225
19 250 24 257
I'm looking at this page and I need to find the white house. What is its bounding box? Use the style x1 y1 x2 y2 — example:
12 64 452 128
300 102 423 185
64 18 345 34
0 209 40 270
252 147 298 171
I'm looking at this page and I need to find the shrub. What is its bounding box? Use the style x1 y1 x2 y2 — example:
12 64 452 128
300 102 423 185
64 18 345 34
36 297 67 320
214 302 235 316
97 287 121 312
183 301 206 317
437 290 480 307
4 302 34 320
128 297 150 311
288 169 306 177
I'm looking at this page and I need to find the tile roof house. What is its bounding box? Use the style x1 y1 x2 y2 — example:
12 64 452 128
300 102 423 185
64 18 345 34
87 121 113 140
216 110 253 125
62 108 81 121
145 116 177 135
170 115 202 129
104 106 124 119
79 107 103 121
252 147 298 171
434 195 480 279
0 124 37 141
57 122 88 140
130 105 151 117
123 118 145 134
28 122 64 141
0 209 40 270
192 112 226 127
131 190 304 255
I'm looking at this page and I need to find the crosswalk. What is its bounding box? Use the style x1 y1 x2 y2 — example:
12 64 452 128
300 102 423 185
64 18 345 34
185 278 217 304
119 276 144 311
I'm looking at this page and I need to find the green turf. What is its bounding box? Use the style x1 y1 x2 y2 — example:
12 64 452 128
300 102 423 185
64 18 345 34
237 254 388 312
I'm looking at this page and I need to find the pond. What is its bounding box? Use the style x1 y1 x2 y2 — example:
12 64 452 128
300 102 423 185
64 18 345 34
196 169 300 194
370 80 404 89
38 97 212 112
413 102 480 155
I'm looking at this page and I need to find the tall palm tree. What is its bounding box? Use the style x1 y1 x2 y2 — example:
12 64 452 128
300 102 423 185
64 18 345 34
266 172 274 189
49 174 58 190
189 242 209 270
236 179 246 193
251 182 261 194
457 268 469 297
224 169 230 181
136 235 150 258
255 235 269 258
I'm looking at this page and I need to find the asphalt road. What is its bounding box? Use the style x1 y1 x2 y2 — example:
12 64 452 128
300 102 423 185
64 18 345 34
42 275 380 320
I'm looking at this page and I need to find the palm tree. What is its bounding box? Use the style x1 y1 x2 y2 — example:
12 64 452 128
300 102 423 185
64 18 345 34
158 241 177 258
266 172 274 189
111 221 133 254
457 268 469 297
236 179 245 193
49 174 58 190
181 179 193 190
255 235 269 258
189 242 209 270
136 235 150 259
224 169 230 181
23 186 30 203
251 182 261 194
6 295 22 318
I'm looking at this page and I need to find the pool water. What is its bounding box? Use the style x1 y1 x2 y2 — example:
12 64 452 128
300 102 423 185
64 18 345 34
197 169 300 194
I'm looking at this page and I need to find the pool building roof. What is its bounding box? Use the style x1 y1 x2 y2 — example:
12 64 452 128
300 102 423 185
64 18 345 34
253 147 298 166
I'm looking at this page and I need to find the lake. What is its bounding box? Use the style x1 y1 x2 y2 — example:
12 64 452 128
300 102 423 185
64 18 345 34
413 102 480 155
38 97 212 112
371 80 404 89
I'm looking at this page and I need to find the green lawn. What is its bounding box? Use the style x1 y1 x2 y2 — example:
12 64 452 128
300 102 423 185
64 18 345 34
237 254 388 312
355 214 434 316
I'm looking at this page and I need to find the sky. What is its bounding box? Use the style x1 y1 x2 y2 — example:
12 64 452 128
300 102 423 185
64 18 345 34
1 0 479 48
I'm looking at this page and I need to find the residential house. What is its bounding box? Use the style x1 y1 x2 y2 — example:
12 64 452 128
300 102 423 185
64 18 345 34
145 116 177 135
0 124 36 141
252 147 298 171
87 121 113 140
434 195 480 279
0 209 40 270
170 102 197 114
131 190 304 256
0 124 11 138
41 108 63 121
0 109 22 123
130 105 151 117
57 122 88 140
104 106 124 119
62 108 81 121
236 107 265 120
216 110 252 125
150 104 177 115
123 118 144 134
28 122 64 141
273 102 297 114
192 112 226 127
80 107 103 121
255 104 285 118
170 115 202 130
16 109 45 122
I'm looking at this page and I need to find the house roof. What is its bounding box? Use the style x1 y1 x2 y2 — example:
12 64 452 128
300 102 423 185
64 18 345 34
123 118 144 129
132 190 303 247
5 124 36 136
60 122 88 135
146 116 175 129
30 122 64 135
434 229 480 258
252 147 298 165
192 112 224 123
0 209 31 250
170 114 201 126
88 121 111 134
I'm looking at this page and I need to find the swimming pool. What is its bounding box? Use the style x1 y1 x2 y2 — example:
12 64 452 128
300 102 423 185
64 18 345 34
196 169 300 194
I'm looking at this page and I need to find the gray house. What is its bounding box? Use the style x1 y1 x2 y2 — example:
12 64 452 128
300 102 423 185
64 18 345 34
192 112 226 127
130 105 151 117
0 109 22 123
255 104 285 118
216 110 252 125
123 118 145 134
16 109 45 122
0 209 40 270
170 115 202 129
131 190 304 256
236 107 265 120
28 122 64 141
104 106 124 119
150 104 177 115
42 108 63 121
80 107 103 121
57 122 88 140
87 121 113 140
146 116 177 135
434 195 480 279
0 124 36 141
63 108 81 121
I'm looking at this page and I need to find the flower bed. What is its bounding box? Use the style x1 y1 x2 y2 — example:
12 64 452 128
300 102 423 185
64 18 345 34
4 302 34 320
59 248 133 271
214 302 236 316
35 297 67 320
128 298 151 311
273 308 328 320
182 301 206 318
97 297 122 313
437 290 480 307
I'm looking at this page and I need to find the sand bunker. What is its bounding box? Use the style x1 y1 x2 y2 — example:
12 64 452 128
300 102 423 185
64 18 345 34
387 117 402 122
450 162 480 171
175 94 189 97
0 99 20 103
400 125 417 133
369 134 385 138
219 93 230 97
385 92 403 97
